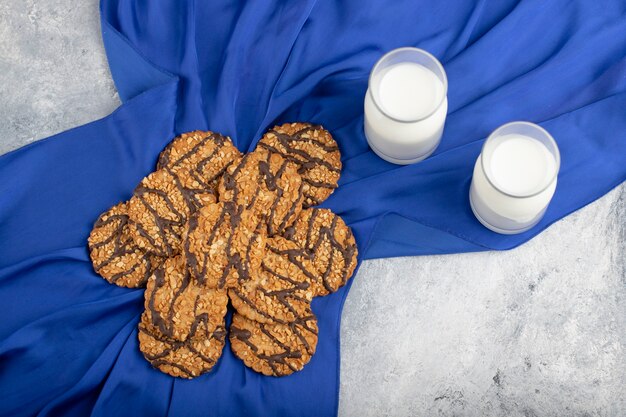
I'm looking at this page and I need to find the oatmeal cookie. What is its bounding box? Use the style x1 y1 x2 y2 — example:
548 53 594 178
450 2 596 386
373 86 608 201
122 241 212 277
128 169 202 257
184 202 265 289
229 311 318 376
218 151 303 236
88 202 162 288
142 255 228 341
138 317 226 379
172 167 219 212
157 130 242 180
283 208 357 296
257 123 341 207
229 236 316 324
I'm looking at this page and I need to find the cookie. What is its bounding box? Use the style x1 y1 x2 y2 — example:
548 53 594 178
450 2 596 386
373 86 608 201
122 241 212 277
283 208 357 296
184 202 265 289
88 202 162 288
173 167 219 213
157 131 242 182
158 131 241 212
218 150 303 236
138 316 226 379
229 236 316 324
158 131 241 209
229 312 318 376
142 255 228 341
257 123 341 207
128 168 209 257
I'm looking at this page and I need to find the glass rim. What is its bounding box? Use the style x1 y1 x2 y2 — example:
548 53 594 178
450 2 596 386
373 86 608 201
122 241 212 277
367 47 448 123
479 121 561 198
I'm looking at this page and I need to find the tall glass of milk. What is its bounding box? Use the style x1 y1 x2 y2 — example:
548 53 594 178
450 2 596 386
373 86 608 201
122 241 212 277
469 122 560 234
364 47 448 164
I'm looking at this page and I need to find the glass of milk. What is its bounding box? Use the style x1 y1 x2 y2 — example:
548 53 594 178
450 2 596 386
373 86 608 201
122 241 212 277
469 122 560 234
364 47 448 164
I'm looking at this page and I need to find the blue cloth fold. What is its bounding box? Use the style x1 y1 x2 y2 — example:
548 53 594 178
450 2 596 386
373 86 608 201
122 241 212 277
1 0 625 416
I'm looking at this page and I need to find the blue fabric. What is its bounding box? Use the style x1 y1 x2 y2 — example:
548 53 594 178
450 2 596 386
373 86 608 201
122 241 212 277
1 0 625 416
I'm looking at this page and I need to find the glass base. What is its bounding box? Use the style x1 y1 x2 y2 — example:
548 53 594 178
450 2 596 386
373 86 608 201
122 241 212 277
469 191 541 235
366 134 437 165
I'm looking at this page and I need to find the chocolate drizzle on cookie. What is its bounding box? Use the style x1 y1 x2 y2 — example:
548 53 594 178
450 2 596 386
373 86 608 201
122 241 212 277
229 313 318 376
172 170 218 213
263 125 340 173
260 158 304 236
220 151 303 237
157 131 227 171
228 237 314 324
185 202 264 289
157 131 242 211
142 256 228 348
257 123 342 207
131 170 189 257
88 203 159 287
283 208 358 295
146 263 182 336
138 321 226 378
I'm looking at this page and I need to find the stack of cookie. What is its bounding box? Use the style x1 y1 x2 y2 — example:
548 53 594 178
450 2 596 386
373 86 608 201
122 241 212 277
88 123 358 378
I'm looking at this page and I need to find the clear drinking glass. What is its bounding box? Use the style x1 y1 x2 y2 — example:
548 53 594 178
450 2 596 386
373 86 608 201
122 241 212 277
469 122 561 234
364 47 448 164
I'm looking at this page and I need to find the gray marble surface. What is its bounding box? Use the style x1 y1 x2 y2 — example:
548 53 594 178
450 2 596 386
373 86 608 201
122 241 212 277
1 1 624 416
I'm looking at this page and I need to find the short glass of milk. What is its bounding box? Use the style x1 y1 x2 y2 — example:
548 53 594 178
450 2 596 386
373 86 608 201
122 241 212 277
364 47 448 164
469 122 560 234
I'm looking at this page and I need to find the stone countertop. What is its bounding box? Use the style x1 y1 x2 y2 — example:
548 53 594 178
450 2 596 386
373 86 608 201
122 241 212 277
1 1 624 416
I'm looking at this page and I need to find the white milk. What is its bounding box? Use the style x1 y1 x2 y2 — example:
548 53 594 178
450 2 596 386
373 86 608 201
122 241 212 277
364 62 447 164
470 133 558 234
378 63 443 120
489 135 556 195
